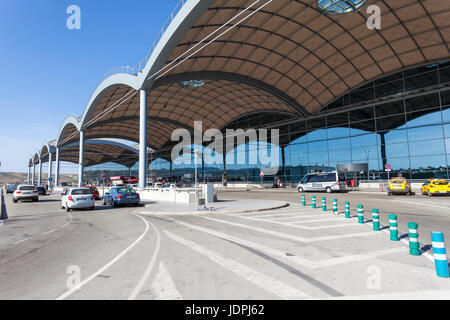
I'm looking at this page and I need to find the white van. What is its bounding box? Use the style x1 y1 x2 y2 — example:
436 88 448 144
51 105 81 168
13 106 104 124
297 171 347 193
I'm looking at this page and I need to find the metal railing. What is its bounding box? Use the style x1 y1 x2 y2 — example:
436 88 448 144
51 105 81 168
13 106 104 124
96 0 189 86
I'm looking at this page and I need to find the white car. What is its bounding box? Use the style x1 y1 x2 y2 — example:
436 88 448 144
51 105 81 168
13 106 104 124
13 185 39 203
61 188 95 212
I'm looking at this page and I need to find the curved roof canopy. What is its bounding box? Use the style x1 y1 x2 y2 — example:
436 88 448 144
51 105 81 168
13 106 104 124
48 0 449 158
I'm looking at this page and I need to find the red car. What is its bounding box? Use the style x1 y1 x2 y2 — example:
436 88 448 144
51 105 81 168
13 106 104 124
86 186 100 201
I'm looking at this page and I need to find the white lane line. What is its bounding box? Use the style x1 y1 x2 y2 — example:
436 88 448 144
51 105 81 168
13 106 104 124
14 237 32 245
56 213 150 300
201 217 377 243
392 199 450 211
128 218 161 300
150 262 183 300
164 216 408 269
236 215 359 230
381 229 435 263
164 230 308 300
42 229 57 235
61 223 70 228
270 214 332 221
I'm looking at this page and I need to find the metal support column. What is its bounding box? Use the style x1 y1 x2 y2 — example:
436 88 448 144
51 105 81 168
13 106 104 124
48 152 53 188
78 130 85 187
55 147 60 187
139 89 147 189
38 159 42 186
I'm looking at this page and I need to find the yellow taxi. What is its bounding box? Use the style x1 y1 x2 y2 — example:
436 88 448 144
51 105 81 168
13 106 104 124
387 178 412 196
421 179 450 197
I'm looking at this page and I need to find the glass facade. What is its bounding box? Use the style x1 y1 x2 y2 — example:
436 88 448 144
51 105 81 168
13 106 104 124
84 62 450 185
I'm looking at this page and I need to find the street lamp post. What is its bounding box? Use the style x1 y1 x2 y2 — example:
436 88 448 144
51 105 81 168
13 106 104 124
193 150 199 211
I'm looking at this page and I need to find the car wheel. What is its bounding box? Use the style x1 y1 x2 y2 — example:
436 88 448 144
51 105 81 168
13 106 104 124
66 203 71 212
298 187 304 193
111 200 116 208
326 187 332 194
13 199 18 203
407 190 412 196
428 192 433 197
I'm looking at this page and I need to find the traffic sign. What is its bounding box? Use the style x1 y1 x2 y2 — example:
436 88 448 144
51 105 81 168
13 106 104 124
260 171 265 177
385 163 392 170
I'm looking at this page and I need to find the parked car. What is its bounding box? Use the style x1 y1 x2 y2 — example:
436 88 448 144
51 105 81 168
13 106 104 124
13 185 39 203
421 179 450 197
387 178 412 196
297 171 347 193
35 186 47 196
6 183 16 194
103 187 140 207
61 188 95 212
86 186 100 200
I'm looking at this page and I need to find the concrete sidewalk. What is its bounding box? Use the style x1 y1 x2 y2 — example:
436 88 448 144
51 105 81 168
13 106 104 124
139 199 290 215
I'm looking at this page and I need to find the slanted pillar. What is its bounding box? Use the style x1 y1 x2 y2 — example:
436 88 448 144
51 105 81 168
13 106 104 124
38 159 42 186
48 152 53 188
281 146 286 183
78 130 85 187
139 89 147 189
27 166 31 184
55 147 60 187
32 164 36 185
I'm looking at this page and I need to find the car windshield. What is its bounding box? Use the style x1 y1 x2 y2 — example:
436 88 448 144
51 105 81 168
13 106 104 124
71 189 92 195
20 186 35 191
392 179 405 184
432 181 448 185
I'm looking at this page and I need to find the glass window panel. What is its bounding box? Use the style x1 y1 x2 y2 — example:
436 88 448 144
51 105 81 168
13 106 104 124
386 143 409 158
350 120 376 134
308 140 328 152
327 112 348 127
409 140 445 157
329 147 351 165
384 129 407 144
406 110 442 127
405 93 440 113
410 155 447 171
442 106 450 124
441 90 450 107
349 107 374 122
408 125 444 142
444 125 450 138
404 67 438 91
375 100 404 118
307 129 327 142
327 126 349 139
376 114 406 132
440 64 450 85
386 157 410 171
351 145 379 162
328 137 350 151
349 87 375 104
375 79 404 98
286 143 308 167
375 71 403 85
351 133 378 148
288 121 306 136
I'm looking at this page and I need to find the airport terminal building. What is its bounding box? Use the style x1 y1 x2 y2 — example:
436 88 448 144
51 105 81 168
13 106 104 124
27 0 450 187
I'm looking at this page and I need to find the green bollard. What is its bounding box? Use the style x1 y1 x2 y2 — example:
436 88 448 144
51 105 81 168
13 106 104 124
357 205 364 224
345 202 351 219
333 199 338 214
312 196 317 209
372 209 380 231
408 222 421 256
302 194 306 207
389 214 399 241
322 197 327 212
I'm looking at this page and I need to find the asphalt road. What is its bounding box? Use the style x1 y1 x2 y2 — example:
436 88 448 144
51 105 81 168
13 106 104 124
0 191 449 300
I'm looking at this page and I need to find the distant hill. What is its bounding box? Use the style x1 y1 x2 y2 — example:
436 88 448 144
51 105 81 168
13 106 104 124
0 172 78 186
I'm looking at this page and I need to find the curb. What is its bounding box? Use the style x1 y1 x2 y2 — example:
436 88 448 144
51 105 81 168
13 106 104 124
139 202 290 216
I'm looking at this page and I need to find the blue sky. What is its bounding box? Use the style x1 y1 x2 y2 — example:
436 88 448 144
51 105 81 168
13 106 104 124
0 0 180 172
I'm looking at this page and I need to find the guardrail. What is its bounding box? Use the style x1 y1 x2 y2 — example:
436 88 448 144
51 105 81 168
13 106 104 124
95 0 189 86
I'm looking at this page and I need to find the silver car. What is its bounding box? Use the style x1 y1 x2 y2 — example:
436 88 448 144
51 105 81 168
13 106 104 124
13 185 39 203
61 188 95 212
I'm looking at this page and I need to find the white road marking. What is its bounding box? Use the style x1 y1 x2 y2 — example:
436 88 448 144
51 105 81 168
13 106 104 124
56 213 150 300
270 214 332 221
150 262 183 300
165 216 408 269
201 217 378 243
392 199 450 211
61 223 70 228
42 229 57 235
14 237 32 245
128 218 161 300
381 229 435 263
164 230 308 300
236 215 359 230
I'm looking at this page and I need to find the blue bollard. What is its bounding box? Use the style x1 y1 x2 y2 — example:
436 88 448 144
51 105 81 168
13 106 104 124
431 232 449 278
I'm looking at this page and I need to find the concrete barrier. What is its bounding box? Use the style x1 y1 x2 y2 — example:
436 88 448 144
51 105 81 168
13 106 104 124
139 189 197 204
0 188 7 224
